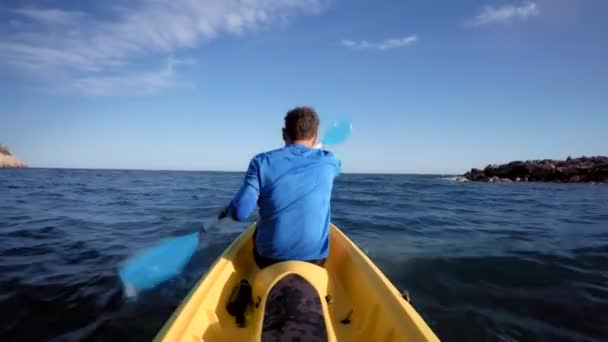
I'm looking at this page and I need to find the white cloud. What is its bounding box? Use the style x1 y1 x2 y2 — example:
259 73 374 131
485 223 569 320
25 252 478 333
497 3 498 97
12 6 86 25
470 2 540 27
0 0 328 95
341 35 418 51
72 58 197 96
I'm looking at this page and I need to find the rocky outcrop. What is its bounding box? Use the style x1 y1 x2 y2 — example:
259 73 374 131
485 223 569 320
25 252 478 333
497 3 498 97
0 145 26 168
464 156 608 183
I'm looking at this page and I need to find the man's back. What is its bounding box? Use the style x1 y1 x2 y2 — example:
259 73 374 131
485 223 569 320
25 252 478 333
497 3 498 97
254 144 340 261
226 106 340 264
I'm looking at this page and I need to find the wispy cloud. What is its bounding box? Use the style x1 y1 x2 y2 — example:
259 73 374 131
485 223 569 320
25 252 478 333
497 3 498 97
469 2 540 27
12 6 86 25
72 58 197 96
341 35 418 51
0 0 328 95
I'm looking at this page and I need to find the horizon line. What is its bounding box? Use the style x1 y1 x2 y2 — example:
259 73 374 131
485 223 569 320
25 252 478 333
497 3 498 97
5 166 460 176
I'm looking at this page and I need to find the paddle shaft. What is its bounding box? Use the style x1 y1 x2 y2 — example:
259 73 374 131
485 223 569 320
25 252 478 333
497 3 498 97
118 119 352 294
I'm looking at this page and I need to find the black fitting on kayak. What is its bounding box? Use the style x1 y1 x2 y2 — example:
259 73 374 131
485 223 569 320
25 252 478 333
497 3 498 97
341 309 353 324
325 295 334 304
402 289 411 303
226 280 253 327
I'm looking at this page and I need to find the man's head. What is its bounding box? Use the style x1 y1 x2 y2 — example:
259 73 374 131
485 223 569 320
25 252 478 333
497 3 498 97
283 106 320 147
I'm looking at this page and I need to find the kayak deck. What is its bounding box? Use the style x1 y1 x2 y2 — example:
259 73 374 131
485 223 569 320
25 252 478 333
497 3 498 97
155 224 439 341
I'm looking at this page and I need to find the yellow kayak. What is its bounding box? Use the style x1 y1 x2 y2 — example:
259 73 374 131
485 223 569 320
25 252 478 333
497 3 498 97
155 224 440 341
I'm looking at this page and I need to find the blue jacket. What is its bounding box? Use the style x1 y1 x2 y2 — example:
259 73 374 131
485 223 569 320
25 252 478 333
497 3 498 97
229 144 340 260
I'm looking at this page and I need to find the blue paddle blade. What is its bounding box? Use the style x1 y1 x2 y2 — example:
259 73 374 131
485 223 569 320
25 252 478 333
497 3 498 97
118 232 199 297
322 119 352 146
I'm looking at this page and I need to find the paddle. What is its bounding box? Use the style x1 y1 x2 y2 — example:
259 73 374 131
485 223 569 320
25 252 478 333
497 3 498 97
118 119 352 297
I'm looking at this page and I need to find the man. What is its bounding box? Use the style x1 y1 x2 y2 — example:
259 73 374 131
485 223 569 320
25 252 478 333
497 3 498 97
220 107 341 269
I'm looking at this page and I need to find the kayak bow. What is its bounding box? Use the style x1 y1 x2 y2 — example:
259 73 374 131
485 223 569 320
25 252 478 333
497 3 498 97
155 223 439 342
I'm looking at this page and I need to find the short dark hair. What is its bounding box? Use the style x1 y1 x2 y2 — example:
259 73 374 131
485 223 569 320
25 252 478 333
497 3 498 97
284 106 320 140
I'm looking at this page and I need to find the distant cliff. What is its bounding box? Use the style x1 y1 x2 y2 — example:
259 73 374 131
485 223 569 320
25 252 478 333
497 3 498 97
463 156 608 183
0 145 26 168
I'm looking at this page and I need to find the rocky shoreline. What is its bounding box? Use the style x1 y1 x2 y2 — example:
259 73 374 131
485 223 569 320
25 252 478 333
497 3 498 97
462 156 608 183
0 145 26 168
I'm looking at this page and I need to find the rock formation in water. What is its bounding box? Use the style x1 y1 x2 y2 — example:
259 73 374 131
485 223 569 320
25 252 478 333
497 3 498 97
463 156 608 183
0 145 26 168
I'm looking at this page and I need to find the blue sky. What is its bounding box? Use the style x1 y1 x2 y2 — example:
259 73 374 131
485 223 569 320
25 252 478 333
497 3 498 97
1 0 606 173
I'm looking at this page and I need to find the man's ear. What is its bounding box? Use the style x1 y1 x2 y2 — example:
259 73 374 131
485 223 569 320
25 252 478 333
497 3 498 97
282 128 288 142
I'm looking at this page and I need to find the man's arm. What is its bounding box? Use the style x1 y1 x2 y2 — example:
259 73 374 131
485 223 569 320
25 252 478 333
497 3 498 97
221 158 260 221
325 150 341 177
335 157 342 177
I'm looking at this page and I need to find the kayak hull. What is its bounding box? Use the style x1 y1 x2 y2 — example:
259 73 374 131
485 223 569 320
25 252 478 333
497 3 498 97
155 224 439 341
